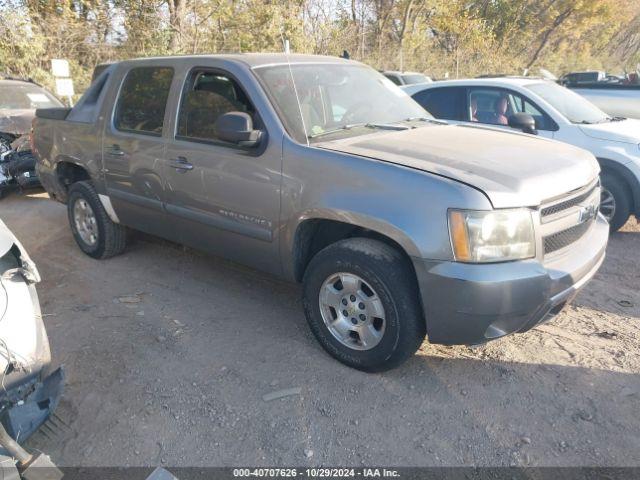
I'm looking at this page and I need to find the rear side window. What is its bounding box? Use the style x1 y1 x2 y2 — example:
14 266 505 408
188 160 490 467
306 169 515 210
114 67 173 136
412 87 464 120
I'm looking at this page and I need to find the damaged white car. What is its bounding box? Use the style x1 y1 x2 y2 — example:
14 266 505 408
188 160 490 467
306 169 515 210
0 218 63 478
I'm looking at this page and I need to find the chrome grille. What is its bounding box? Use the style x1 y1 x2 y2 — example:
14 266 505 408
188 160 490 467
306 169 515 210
541 184 598 218
544 219 594 255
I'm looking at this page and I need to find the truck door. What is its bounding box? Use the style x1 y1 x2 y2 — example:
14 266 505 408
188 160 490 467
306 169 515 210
101 65 176 239
163 67 282 274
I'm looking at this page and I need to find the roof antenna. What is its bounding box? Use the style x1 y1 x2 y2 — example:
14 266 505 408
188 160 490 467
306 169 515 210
281 31 309 146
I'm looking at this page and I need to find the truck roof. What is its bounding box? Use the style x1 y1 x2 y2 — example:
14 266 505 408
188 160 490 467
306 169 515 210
118 53 353 69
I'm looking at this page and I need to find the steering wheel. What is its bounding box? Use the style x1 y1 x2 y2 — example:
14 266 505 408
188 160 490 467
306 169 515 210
341 102 373 124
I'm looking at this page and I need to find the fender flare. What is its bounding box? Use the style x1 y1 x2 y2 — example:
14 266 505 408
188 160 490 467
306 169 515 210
284 209 424 282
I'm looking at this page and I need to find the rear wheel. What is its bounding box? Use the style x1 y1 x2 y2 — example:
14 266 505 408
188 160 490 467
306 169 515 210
302 238 425 372
67 181 126 259
601 174 631 232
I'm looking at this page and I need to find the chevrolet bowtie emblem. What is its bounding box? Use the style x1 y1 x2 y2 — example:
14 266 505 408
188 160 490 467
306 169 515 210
578 204 597 224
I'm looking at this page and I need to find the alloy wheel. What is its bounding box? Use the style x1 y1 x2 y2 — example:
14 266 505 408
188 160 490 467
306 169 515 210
600 187 616 222
73 198 99 246
318 272 386 351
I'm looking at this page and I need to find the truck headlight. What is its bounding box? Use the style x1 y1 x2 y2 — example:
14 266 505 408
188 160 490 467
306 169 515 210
448 209 535 263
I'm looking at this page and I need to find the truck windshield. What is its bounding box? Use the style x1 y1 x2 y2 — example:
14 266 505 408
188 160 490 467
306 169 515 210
254 63 430 143
0 84 63 110
526 82 609 124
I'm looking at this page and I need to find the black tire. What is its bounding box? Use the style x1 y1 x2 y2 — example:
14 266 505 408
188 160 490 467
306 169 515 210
601 174 631 232
67 181 126 259
302 238 426 372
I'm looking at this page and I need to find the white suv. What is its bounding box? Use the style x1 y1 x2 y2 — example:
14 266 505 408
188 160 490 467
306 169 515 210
403 78 640 231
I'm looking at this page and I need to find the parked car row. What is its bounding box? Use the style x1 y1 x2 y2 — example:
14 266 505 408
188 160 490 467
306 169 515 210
403 77 640 231
30 54 609 374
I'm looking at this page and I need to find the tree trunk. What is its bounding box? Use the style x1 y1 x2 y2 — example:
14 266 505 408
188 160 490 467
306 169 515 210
526 7 574 69
168 0 186 52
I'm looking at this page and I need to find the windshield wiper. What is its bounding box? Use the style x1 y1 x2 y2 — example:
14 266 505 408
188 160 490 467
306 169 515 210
578 116 626 125
404 116 447 125
308 122 409 139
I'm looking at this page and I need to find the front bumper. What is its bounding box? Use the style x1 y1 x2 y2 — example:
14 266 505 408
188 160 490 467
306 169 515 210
413 214 609 345
0 367 64 442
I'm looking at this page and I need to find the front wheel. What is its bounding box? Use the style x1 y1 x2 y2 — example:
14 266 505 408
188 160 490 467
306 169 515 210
302 238 426 372
67 181 127 259
600 174 631 232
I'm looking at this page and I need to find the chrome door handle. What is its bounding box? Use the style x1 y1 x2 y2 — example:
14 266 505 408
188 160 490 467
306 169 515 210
107 144 125 156
169 156 194 172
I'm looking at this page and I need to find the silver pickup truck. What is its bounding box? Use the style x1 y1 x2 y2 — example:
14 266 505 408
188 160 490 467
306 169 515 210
32 54 608 371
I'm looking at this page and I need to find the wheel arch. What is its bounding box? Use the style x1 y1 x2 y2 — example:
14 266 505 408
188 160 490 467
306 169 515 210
54 158 92 201
597 158 639 215
288 213 422 284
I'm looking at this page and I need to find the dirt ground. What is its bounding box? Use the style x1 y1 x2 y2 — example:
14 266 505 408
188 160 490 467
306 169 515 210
1 190 639 467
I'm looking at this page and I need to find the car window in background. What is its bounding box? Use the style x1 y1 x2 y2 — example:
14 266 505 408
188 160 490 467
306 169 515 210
0 84 62 110
467 88 510 125
255 64 430 143
114 67 174 135
177 70 255 144
466 87 555 131
526 82 609 124
412 87 464 121
384 74 402 86
401 74 429 85
509 93 555 130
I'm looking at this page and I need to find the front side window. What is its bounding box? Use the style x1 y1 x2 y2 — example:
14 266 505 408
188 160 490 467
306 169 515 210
468 88 510 125
254 64 429 143
468 87 555 130
412 87 464 120
114 67 173 136
508 93 555 130
177 70 255 144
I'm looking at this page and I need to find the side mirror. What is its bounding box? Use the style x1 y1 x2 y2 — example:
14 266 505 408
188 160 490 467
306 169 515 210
508 113 537 135
214 112 262 147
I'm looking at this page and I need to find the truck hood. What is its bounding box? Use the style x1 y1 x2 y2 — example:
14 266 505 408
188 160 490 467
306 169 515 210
317 124 599 208
578 118 640 145
0 108 34 135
